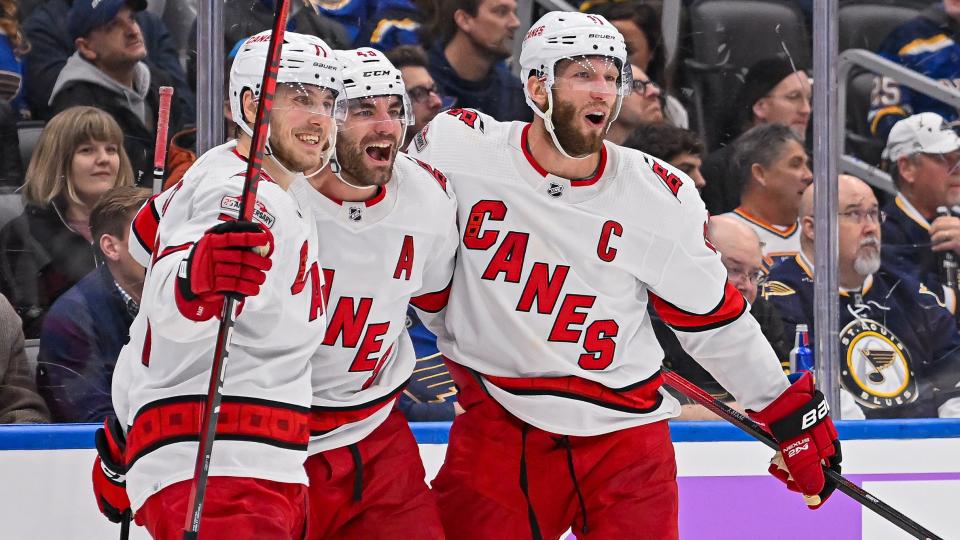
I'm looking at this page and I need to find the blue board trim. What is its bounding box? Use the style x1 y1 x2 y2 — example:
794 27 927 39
1 419 959 450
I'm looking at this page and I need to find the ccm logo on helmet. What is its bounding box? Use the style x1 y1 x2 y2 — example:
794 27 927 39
363 70 392 77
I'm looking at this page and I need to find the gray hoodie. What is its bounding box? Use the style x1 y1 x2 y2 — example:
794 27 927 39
48 52 151 125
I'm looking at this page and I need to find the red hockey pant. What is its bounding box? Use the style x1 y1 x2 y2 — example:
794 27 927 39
304 408 443 539
433 369 679 540
135 476 307 539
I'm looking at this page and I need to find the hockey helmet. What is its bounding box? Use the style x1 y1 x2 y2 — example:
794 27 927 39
229 31 346 169
519 11 631 159
335 48 414 139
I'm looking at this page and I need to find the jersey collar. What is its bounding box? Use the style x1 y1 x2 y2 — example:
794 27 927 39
797 252 874 295
733 207 798 238
511 123 614 204
894 193 931 231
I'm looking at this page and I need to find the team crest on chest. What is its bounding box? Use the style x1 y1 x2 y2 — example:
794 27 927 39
547 182 564 198
839 318 917 409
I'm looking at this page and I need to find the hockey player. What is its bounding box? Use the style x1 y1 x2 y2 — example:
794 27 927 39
408 12 841 539
288 47 456 539
91 31 344 539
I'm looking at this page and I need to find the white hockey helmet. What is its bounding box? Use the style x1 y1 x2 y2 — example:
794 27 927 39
229 31 346 169
335 48 414 137
519 11 631 159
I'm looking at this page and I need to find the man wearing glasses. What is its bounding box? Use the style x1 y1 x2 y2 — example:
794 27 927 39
882 112 960 315
605 64 663 144
386 45 454 150
764 176 960 419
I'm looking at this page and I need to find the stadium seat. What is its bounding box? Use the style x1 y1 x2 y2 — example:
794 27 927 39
684 0 810 150
17 121 44 170
0 192 24 230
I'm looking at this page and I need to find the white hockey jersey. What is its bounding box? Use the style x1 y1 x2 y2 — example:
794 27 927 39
722 207 801 264
113 141 325 511
288 155 458 454
408 109 790 436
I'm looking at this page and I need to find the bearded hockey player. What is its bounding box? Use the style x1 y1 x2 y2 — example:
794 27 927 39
92 31 343 539
288 47 457 538
408 11 842 539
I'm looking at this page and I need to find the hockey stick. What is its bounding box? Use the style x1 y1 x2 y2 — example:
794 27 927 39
662 369 943 540
152 86 174 194
119 514 129 540
181 1 291 537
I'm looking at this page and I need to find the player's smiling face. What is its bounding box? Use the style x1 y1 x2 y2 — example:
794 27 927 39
266 83 338 173
549 56 620 156
336 95 404 187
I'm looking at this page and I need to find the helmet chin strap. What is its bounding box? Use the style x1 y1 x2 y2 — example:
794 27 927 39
329 154 379 191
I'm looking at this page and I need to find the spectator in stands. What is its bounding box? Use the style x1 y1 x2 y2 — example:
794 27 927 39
0 0 30 119
701 56 811 214
399 309 461 422
662 215 790 421
0 293 49 423
623 122 706 191
869 1 960 142
22 0 194 123
585 1 688 128
0 107 133 338
187 0 350 93
881 112 960 312
606 64 664 144
765 176 960 419
37 186 149 423
426 0 531 122
721 123 812 263
386 44 452 149
47 0 184 186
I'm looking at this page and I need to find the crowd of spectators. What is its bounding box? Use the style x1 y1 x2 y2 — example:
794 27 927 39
2 0 960 425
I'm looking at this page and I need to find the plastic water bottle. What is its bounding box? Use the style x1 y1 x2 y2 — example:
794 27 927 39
789 324 814 373
937 207 958 291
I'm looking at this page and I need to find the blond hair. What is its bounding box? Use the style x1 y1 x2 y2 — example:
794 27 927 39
23 106 134 207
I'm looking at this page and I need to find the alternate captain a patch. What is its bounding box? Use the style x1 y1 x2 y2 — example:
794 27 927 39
839 318 918 410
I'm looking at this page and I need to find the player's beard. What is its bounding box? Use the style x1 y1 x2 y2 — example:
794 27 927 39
336 132 399 187
853 237 881 277
552 99 610 157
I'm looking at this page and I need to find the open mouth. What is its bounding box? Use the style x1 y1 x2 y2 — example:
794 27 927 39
364 142 394 163
295 133 321 146
584 112 606 127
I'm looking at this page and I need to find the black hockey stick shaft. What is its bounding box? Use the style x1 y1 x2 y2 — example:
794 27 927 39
662 369 943 540
181 1 290 537
120 513 130 540
152 86 174 193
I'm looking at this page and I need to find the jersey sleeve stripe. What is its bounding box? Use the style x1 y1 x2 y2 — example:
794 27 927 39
650 281 748 332
410 281 452 313
126 395 311 468
131 197 161 254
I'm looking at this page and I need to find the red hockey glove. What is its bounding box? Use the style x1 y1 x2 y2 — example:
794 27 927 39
91 417 130 523
748 372 842 509
176 220 273 321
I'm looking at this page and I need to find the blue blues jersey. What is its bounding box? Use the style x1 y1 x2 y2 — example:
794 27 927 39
869 5 960 140
398 308 458 421
316 0 422 50
880 194 958 316
764 254 960 418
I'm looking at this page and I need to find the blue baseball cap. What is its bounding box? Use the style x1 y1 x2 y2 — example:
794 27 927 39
68 0 147 41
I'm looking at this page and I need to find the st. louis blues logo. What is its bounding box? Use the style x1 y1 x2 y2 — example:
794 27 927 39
839 318 917 409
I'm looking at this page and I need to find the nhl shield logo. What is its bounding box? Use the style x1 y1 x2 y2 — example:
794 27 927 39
839 318 917 410
547 182 564 198
348 206 363 222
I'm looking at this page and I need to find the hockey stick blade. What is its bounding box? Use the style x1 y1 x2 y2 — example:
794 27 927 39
662 369 943 540
181 0 291 537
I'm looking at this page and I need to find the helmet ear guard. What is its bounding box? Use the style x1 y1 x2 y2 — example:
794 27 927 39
519 12 631 159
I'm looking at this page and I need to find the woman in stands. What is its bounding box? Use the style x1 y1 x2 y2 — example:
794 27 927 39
0 106 133 338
